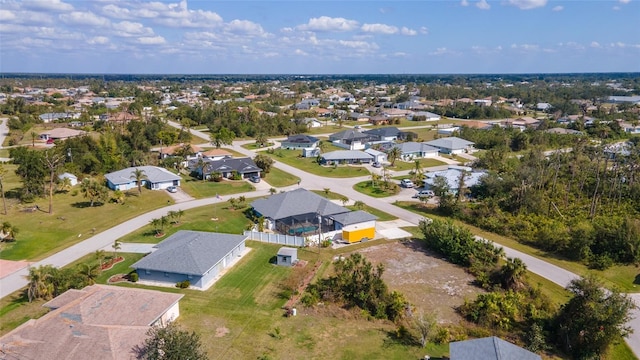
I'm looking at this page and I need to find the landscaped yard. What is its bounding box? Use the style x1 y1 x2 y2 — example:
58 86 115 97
0 185 172 261
264 148 371 178
179 177 255 198
353 180 399 198
241 142 275 150
261 167 300 188
385 158 448 171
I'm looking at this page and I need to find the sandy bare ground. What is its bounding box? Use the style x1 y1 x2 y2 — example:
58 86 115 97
357 239 485 324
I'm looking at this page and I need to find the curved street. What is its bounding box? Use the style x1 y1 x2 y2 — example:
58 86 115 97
1 125 639 357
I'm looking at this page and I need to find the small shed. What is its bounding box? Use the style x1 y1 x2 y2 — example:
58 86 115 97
277 247 298 267
58 172 78 186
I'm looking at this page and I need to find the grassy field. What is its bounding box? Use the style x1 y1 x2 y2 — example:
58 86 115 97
353 180 399 198
262 167 300 188
395 201 640 293
264 148 371 178
241 142 275 150
179 177 255 198
0 185 172 261
385 158 448 171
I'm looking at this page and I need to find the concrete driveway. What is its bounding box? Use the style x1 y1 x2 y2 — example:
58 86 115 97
166 186 194 203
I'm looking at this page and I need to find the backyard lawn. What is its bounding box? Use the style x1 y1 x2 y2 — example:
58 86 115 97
264 148 371 178
0 186 172 261
385 157 448 171
179 177 255 198
262 167 300 188
353 180 399 198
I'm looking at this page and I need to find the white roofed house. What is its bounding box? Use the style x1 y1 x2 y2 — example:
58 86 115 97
320 150 374 165
393 142 439 161
424 136 475 155
104 165 181 191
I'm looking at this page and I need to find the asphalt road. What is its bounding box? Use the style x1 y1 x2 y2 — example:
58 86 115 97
1 123 639 357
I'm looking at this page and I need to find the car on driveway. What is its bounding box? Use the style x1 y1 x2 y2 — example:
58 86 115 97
400 179 414 188
412 190 435 198
249 175 261 183
372 162 381 168
166 186 178 193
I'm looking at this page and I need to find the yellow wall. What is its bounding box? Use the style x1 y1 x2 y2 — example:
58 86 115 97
342 227 375 243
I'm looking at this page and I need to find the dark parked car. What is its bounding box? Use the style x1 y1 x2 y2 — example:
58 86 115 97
249 175 261 183
372 162 381 168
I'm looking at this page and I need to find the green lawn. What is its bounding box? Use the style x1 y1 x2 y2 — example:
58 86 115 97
347 204 397 221
353 180 399 198
262 167 300 188
179 177 255 198
395 202 640 293
386 158 448 171
0 187 172 261
264 148 371 178
241 142 274 150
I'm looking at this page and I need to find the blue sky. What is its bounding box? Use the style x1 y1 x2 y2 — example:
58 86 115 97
0 0 638 74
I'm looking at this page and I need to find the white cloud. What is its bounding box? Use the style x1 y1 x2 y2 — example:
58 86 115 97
476 0 491 10
297 16 359 32
420 27 429 35
294 49 308 56
0 9 16 21
506 0 548 10
613 6 621 10
338 40 379 52
361 23 398 35
136 36 166 45
461 0 470 6
225 19 268 37
22 0 73 12
400 27 418 36
511 43 540 51
87 36 110 45
60 11 110 27
590 41 601 48
430 48 450 55
112 21 154 37
619 0 631 4
552 5 564 11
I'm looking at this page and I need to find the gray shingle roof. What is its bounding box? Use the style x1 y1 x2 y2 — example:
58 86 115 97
321 150 374 161
362 126 401 138
394 142 439 154
285 134 319 144
450 336 541 360
277 247 298 257
329 129 369 141
132 231 248 276
104 166 180 186
189 157 262 175
424 136 475 150
329 210 377 225
251 188 349 220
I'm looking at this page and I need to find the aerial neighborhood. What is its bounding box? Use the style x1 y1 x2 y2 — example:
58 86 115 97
0 73 639 359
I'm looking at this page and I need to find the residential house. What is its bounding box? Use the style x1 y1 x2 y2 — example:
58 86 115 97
536 102 552 111
620 121 640 134
105 165 181 191
39 112 78 123
362 126 401 141
0 285 183 360
424 137 475 155
544 128 585 135
606 95 640 104
281 134 320 150
251 188 377 243
407 111 441 121
320 150 374 165
276 247 298 267
364 148 387 163
190 157 262 179
202 148 233 161
295 98 320 110
382 108 411 118
39 127 86 141
423 165 486 194
393 142 439 161
300 117 323 128
159 143 203 160
450 336 541 360
132 230 248 290
369 115 392 125
329 129 370 150
348 112 371 122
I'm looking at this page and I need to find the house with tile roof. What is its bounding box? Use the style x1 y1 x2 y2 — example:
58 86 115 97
0 285 183 360
132 231 248 290
105 165 181 191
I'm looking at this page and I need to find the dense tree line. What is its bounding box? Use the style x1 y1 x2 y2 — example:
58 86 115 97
456 139 640 268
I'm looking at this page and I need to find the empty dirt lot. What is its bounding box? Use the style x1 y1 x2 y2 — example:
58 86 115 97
357 239 485 324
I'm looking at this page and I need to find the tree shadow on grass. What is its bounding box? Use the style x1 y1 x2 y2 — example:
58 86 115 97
633 274 640 285
71 201 105 208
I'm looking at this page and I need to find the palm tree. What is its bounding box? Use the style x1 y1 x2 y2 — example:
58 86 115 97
412 160 424 186
176 209 185 223
353 200 365 210
370 172 380 188
1 222 17 241
79 263 100 285
130 168 148 194
160 215 169 233
340 196 349 206
500 257 527 290
0 164 7 215
388 147 402 167
150 218 161 236
269 187 277 195
323 188 331 197
26 266 54 302
31 131 37 147
196 157 207 181
95 250 106 270
112 240 121 259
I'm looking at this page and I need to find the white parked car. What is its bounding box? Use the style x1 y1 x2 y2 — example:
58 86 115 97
412 190 435 198
166 186 178 193
400 179 414 188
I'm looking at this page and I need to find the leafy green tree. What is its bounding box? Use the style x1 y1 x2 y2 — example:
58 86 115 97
499 257 527 291
1 221 18 241
11 147 47 201
136 323 208 360
80 178 108 207
555 276 634 359
254 154 274 174
130 168 148 194
26 265 54 302
353 200 365 210
211 127 235 148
